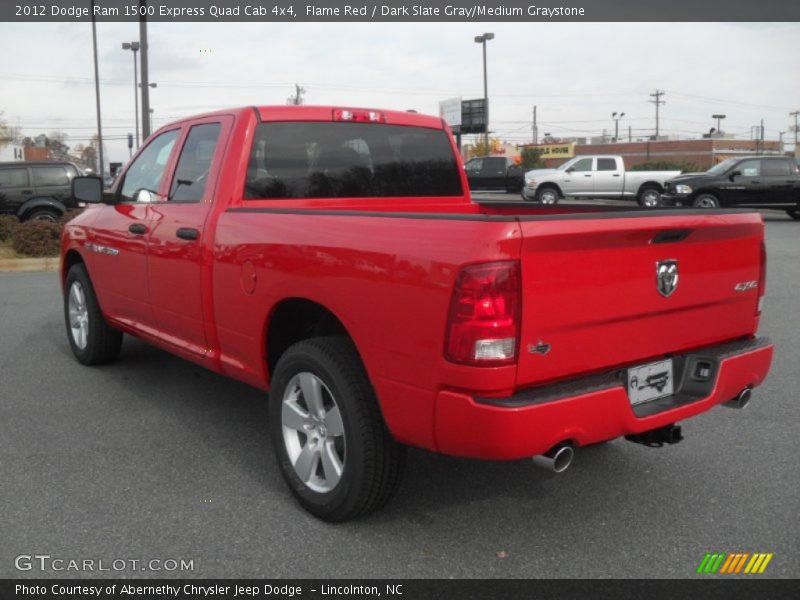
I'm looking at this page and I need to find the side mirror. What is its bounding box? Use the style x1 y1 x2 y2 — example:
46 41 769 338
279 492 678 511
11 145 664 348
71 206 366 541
565 167 575 173
134 189 157 204
71 176 103 204
729 170 741 181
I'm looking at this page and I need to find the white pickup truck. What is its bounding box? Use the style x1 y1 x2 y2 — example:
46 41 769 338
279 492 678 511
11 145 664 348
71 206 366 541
521 155 682 206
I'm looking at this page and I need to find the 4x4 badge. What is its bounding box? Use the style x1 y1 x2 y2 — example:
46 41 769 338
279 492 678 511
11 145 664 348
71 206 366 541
656 259 679 297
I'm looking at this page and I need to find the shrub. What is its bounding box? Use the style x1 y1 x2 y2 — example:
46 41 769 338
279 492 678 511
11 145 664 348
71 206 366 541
58 209 84 226
630 160 700 174
12 220 62 257
520 146 546 169
0 215 19 243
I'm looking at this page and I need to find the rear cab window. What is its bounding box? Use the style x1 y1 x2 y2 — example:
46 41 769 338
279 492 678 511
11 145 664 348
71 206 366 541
761 158 792 177
0 167 29 187
596 158 618 171
244 121 462 199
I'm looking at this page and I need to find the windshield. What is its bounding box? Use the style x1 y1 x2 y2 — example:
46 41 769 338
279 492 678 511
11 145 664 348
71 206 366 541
557 158 577 171
706 159 739 176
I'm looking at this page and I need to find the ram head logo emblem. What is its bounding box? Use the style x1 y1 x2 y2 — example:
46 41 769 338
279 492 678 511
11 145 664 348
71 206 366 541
656 260 679 298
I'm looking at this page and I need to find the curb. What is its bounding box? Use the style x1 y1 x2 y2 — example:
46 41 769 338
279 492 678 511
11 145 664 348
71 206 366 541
0 257 60 273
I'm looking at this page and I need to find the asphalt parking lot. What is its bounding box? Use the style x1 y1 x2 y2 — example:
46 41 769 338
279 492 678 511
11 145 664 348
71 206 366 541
0 206 798 579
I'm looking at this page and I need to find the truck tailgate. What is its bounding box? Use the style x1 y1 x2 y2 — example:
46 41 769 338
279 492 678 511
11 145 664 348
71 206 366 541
515 212 764 388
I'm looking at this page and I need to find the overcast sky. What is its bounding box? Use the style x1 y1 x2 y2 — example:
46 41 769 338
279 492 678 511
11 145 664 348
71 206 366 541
1 21 798 165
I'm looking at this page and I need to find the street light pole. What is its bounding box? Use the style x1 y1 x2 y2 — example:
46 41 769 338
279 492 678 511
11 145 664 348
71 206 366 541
612 112 625 142
140 4 152 140
90 0 104 177
791 111 799 151
474 32 494 154
712 114 726 136
121 41 141 148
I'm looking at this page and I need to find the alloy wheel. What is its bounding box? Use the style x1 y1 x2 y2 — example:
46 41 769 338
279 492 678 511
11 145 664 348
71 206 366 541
67 281 89 349
281 372 346 493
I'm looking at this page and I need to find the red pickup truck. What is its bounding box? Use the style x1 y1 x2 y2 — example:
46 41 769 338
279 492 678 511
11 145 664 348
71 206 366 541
61 106 773 521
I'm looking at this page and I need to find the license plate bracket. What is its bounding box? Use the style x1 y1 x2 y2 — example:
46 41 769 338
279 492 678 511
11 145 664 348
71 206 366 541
627 359 675 406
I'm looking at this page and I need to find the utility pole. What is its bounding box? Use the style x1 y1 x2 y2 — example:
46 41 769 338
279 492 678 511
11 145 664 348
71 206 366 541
532 105 538 144
90 0 104 178
791 110 799 151
759 119 764 155
139 0 151 140
628 125 632 142
649 89 665 139
287 84 306 105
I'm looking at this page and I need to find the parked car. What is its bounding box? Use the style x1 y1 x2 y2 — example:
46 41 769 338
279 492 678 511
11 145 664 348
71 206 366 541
0 161 84 222
521 155 682 206
61 106 773 521
464 155 525 193
660 156 800 219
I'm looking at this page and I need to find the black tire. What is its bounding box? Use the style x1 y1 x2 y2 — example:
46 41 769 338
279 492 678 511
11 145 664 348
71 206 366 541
535 186 560 205
786 209 800 221
637 186 662 208
64 263 123 365
26 208 61 223
693 194 720 208
269 336 406 521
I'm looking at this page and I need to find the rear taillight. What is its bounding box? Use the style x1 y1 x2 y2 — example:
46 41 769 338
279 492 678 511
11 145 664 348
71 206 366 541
333 109 385 123
757 240 767 315
445 261 521 366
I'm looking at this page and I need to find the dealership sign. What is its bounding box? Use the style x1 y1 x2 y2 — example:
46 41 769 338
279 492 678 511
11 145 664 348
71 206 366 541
439 97 462 128
534 143 576 158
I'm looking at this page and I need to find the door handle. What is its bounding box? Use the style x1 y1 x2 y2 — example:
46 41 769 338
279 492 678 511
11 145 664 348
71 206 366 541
128 223 147 235
751 180 761 184
612 174 621 177
176 227 199 241
584 174 592 177
21 189 33 195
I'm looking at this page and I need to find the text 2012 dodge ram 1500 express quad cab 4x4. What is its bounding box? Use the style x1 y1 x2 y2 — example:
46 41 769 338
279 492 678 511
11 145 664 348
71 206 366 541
521 155 681 206
61 106 773 521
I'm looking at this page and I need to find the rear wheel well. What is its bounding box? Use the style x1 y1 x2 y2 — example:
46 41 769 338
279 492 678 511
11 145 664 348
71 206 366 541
266 299 349 376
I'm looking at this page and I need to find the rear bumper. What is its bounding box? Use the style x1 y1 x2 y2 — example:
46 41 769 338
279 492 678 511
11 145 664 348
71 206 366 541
434 337 773 460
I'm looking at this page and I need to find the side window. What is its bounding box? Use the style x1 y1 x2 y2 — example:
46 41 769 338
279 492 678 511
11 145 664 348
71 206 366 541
571 158 593 172
120 129 179 203
761 159 791 177
0 168 29 187
465 158 483 173
737 160 760 178
169 123 222 203
32 166 70 187
483 157 505 171
596 158 618 171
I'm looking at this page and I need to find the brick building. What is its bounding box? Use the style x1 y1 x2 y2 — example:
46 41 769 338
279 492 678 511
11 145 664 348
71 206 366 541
523 138 783 170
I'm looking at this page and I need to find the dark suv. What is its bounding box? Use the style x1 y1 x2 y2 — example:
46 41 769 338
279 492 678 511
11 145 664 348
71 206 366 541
660 155 800 220
0 161 84 222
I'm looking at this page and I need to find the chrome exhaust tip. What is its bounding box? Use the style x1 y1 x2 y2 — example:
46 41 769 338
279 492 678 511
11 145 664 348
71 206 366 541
533 443 574 473
724 387 752 410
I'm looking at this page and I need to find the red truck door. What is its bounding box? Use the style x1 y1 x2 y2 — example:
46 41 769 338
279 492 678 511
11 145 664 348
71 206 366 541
144 116 232 356
89 128 181 330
